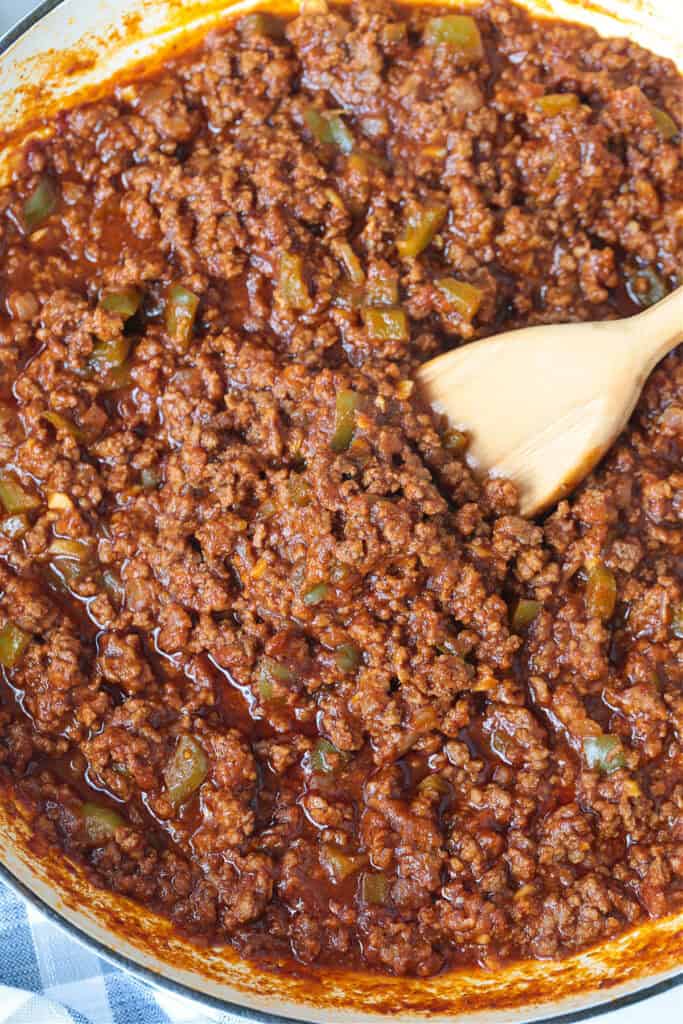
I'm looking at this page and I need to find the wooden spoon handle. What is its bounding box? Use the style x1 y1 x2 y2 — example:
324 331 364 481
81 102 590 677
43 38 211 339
627 285 683 368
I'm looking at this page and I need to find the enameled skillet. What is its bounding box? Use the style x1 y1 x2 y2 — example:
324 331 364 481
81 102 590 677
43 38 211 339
0 1 681 1020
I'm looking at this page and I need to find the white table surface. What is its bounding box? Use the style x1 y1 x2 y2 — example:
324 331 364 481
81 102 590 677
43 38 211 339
0 0 681 1022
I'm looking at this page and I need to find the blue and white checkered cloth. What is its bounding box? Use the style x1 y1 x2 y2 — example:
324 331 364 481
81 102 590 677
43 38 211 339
0 877 241 1024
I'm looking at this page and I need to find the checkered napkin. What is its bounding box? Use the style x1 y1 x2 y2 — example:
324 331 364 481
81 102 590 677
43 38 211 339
0 877 240 1024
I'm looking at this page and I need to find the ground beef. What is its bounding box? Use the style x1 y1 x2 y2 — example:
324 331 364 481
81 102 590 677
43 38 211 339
0 0 681 979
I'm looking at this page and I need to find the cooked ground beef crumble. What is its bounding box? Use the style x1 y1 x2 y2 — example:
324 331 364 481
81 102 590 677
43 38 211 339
0 0 681 977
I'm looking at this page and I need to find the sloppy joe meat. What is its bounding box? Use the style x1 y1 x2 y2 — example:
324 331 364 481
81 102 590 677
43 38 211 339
0 0 681 977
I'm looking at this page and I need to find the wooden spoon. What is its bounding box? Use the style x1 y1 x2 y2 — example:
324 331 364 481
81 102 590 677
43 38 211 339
417 286 683 517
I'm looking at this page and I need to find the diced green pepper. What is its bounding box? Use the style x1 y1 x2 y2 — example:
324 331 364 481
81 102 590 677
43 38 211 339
332 239 365 284
320 843 367 883
49 537 91 560
50 557 86 588
361 306 409 342
41 411 84 442
651 105 678 140
328 115 354 155
423 15 483 59
304 110 354 154
330 389 359 453
166 284 200 350
0 621 30 668
258 675 274 700
417 773 450 797
360 870 389 904
334 642 361 673
258 656 293 700
511 598 542 633
304 109 332 145
585 562 617 620
89 336 132 375
583 734 626 774
303 581 329 606
81 803 125 844
164 734 209 806
23 176 59 234
397 204 447 259
535 93 580 116
671 603 683 639
0 473 41 515
236 11 285 38
278 252 312 310
100 287 142 319
48 542 91 587
260 657 294 682
311 737 339 774
48 535 89 590
435 278 483 319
